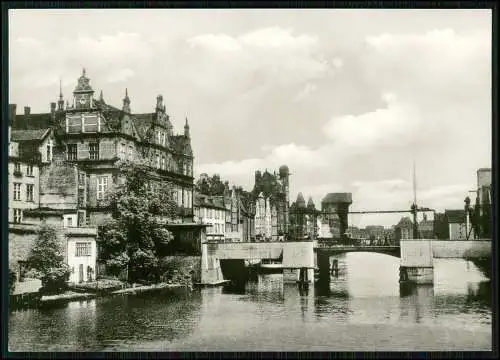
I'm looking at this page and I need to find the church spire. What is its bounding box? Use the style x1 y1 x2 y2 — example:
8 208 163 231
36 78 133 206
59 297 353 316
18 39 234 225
122 88 131 113
58 78 64 111
99 90 104 103
184 116 190 139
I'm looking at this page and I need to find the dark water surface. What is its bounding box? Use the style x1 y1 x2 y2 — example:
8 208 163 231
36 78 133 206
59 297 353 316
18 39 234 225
9 253 492 351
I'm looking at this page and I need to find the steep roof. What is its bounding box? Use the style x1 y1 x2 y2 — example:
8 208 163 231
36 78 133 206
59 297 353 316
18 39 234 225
296 192 306 208
445 209 466 224
322 192 352 204
193 193 226 210
11 129 51 142
13 113 53 130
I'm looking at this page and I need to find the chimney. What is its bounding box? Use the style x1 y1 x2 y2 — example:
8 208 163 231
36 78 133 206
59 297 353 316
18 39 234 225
24 106 30 115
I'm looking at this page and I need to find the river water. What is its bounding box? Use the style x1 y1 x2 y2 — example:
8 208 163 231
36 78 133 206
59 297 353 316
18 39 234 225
8 253 492 352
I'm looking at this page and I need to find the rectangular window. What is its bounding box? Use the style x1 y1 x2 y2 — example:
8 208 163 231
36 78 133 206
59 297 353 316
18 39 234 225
67 217 73 228
97 176 108 200
78 189 85 207
128 146 133 160
83 115 99 133
13 209 22 223
26 184 34 202
77 210 86 227
26 164 34 176
161 156 165 170
67 117 82 133
89 143 99 160
78 173 86 187
75 242 91 257
13 183 21 201
120 143 126 159
14 162 21 173
156 155 160 169
67 144 78 160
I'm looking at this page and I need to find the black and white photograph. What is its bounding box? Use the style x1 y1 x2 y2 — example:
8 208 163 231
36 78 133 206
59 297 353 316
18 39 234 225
5 6 494 353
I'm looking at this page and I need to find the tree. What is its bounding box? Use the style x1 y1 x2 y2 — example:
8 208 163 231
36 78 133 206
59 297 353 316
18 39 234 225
98 160 179 283
26 224 70 294
9 269 16 295
195 174 229 196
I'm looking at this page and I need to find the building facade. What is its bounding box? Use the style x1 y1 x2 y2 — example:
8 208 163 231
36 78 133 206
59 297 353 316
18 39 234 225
251 166 290 241
193 194 227 242
11 69 195 226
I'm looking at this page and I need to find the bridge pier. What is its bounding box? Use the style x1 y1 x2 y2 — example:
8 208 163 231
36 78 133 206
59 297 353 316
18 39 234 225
316 252 331 285
200 242 226 285
282 242 315 283
399 240 434 285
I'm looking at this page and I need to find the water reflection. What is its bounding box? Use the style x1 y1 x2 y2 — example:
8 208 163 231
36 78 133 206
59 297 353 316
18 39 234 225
9 254 492 351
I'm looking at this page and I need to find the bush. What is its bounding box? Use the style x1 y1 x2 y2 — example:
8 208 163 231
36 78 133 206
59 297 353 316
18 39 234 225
41 266 71 295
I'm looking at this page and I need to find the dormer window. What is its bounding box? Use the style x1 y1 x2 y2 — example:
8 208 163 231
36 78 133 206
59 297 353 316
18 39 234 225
83 115 99 133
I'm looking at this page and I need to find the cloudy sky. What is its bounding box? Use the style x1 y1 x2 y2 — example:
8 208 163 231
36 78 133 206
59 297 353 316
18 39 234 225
9 9 491 227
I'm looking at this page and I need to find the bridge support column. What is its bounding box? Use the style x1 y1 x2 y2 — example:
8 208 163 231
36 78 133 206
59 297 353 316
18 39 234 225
316 252 330 285
282 242 315 283
399 240 434 285
200 242 225 285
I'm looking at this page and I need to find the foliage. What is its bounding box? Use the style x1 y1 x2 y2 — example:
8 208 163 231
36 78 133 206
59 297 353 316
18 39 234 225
98 160 178 283
9 269 16 294
26 224 70 294
195 174 229 196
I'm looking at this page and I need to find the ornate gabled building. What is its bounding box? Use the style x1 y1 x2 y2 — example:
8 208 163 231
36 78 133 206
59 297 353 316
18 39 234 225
11 69 195 226
251 166 290 241
290 194 319 240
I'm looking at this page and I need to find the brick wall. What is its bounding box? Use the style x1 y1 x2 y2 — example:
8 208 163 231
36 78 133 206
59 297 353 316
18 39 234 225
9 225 67 276
39 162 78 209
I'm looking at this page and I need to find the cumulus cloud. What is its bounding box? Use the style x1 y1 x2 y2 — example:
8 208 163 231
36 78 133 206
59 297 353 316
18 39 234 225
323 92 422 149
185 26 336 94
9 12 491 230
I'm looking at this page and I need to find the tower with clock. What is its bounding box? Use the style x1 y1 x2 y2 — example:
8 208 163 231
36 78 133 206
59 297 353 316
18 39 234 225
73 68 94 110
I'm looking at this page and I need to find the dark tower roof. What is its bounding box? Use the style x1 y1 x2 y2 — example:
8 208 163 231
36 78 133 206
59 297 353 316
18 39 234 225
322 192 353 205
279 165 289 177
296 192 306 208
307 197 316 209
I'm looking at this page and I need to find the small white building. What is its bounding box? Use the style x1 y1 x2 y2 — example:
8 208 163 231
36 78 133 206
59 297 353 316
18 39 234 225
65 227 98 283
193 194 227 242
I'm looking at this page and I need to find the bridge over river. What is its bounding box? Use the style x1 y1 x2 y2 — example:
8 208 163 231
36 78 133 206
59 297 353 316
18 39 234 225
201 239 491 286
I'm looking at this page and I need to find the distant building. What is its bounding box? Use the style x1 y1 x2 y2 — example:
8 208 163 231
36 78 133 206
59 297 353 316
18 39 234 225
321 193 352 238
252 166 290 241
418 213 435 239
395 217 413 243
445 209 472 240
434 212 449 240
